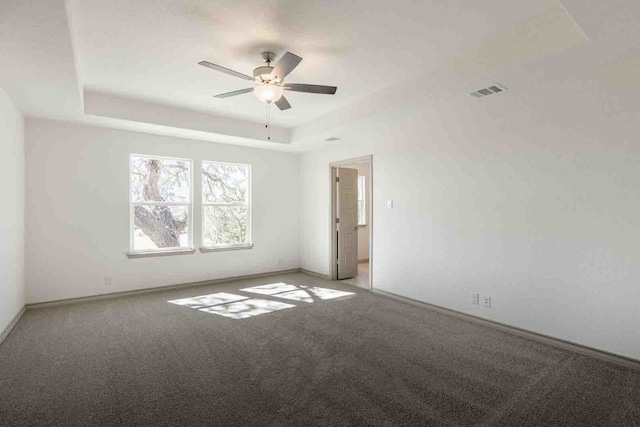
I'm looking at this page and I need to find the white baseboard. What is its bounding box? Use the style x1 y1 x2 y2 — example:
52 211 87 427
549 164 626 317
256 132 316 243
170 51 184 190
373 288 640 372
299 268 332 279
0 306 26 348
27 268 303 310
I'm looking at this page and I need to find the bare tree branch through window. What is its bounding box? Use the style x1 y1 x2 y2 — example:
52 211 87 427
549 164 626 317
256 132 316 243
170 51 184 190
130 156 191 250
202 162 250 247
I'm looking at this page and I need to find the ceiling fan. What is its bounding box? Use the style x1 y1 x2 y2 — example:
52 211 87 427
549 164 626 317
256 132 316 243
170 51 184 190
198 51 337 111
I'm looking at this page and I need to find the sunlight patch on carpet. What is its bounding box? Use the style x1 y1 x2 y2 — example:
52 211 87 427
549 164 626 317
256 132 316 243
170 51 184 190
169 284 354 320
239 283 299 295
273 286 355 303
168 292 248 308
199 299 295 319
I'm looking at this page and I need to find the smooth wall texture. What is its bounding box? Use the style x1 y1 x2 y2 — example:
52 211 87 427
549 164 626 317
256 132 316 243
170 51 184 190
25 118 301 304
0 88 25 333
300 89 640 361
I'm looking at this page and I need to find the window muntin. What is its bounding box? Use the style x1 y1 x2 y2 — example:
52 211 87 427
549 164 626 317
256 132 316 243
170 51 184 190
357 175 366 226
130 155 192 251
202 161 251 247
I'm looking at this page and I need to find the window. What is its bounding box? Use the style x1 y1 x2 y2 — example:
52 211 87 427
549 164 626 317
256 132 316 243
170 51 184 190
357 175 366 226
202 161 251 248
130 155 192 252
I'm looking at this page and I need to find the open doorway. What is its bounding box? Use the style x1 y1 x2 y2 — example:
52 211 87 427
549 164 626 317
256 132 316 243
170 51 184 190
330 155 372 290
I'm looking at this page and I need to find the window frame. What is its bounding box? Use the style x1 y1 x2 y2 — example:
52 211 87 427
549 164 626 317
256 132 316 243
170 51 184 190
201 160 252 250
128 154 194 255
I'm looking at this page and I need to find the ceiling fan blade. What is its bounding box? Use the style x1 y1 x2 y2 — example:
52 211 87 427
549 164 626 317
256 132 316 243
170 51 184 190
270 52 302 81
285 83 337 95
275 96 292 111
198 61 254 81
214 88 254 98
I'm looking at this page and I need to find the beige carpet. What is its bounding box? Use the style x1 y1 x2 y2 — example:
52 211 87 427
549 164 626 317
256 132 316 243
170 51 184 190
1 272 639 426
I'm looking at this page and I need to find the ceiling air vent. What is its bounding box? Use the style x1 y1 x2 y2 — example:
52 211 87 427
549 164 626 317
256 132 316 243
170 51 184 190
325 136 341 142
469 84 507 99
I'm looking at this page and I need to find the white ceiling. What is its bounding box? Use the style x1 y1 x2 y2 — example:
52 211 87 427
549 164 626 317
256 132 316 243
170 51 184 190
68 0 557 128
2 0 640 151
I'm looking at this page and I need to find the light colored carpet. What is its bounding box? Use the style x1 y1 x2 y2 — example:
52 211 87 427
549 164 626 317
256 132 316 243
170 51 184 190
1 272 639 426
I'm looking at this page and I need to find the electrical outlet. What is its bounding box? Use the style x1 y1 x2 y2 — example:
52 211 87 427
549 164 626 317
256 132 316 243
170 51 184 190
483 296 491 308
471 293 479 305
104 276 112 286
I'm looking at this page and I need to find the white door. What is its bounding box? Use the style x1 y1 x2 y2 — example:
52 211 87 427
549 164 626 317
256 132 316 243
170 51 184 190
337 167 359 279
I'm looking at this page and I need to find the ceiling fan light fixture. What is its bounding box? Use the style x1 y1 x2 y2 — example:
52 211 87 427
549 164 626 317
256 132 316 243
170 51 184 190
254 84 284 103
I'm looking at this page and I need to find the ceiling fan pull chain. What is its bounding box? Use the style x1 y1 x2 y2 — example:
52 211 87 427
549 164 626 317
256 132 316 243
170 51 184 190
266 102 271 141
268 102 271 140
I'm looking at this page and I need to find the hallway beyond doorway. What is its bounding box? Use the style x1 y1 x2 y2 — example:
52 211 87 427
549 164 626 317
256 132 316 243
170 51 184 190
341 262 369 289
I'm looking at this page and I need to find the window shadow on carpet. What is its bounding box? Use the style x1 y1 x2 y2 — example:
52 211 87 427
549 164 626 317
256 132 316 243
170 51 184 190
168 283 355 319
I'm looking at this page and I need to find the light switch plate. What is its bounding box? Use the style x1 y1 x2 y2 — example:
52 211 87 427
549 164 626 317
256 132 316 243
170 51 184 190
387 200 394 208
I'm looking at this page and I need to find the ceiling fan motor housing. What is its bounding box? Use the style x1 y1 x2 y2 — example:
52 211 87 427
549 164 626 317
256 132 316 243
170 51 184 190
254 65 275 82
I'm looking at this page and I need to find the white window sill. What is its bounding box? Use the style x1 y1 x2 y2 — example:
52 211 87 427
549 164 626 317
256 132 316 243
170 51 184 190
357 224 367 228
200 244 254 253
126 248 196 259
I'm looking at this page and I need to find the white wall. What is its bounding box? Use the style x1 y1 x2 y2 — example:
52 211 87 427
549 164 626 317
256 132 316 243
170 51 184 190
301 92 640 361
25 118 301 304
0 88 25 333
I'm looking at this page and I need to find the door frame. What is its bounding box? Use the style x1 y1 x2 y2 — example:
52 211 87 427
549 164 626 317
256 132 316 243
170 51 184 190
329 155 373 290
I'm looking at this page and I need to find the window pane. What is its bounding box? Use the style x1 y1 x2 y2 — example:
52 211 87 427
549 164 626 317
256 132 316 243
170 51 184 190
131 156 190 202
133 205 189 250
202 162 249 204
358 176 365 201
357 176 366 225
203 206 248 246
